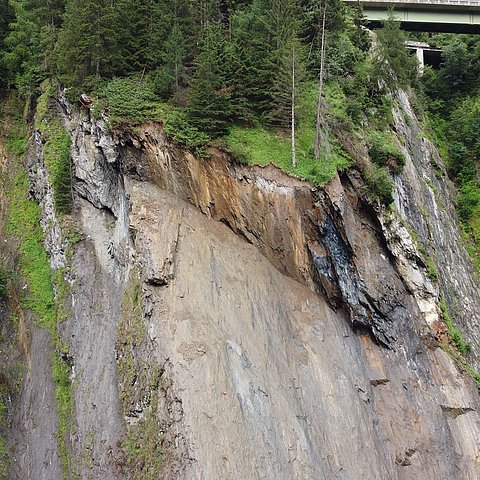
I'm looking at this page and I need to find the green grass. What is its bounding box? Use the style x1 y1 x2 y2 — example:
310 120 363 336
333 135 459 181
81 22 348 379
122 408 163 480
225 81 353 185
225 124 352 185
116 277 145 413
5 169 56 330
95 77 353 184
6 167 72 479
116 277 163 478
425 257 438 283
52 351 72 475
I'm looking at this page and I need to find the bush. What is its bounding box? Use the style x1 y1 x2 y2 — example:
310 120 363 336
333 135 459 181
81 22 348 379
162 108 209 155
458 181 480 223
365 164 394 204
327 33 363 79
367 131 405 174
98 77 159 125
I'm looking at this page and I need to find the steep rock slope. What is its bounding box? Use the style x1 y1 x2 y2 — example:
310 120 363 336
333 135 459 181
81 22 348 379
6 88 480 479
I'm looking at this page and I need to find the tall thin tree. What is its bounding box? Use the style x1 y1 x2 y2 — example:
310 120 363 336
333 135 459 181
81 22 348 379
291 42 296 167
314 2 328 160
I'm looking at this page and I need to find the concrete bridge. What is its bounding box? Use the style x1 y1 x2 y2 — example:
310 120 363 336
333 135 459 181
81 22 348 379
344 0 480 33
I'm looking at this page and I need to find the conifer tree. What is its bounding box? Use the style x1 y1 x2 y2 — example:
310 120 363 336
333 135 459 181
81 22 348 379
229 1 273 121
314 2 328 160
113 0 169 76
375 12 417 89
153 23 188 101
268 37 306 164
192 0 221 27
0 0 14 86
3 0 65 94
57 0 119 88
188 22 234 137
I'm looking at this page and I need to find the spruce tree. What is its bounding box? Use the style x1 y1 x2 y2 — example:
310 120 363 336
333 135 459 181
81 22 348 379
0 0 14 86
268 36 305 130
375 13 417 89
188 22 234 137
269 37 306 167
153 23 187 101
113 0 168 76
57 0 119 89
4 0 42 94
229 1 274 121
3 0 65 94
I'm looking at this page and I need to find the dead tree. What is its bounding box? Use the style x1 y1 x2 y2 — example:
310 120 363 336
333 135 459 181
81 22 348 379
314 3 329 160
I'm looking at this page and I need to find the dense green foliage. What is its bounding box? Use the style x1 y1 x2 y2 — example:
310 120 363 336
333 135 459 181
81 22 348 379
367 130 405 174
225 81 353 184
374 13 417 89
96 77 159 125
0 1 418 198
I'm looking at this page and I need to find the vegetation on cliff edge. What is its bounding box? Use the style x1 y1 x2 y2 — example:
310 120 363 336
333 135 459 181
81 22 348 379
0 1 414 196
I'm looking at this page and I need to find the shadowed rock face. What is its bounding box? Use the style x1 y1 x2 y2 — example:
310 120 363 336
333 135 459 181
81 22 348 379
6 89 480 479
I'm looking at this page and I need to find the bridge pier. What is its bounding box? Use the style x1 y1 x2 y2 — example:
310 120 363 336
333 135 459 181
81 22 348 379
406 41 443 73
415 47 425 72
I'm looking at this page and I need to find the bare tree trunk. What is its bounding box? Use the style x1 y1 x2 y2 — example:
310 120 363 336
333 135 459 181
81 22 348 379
291 44 297 168
314 4 328 160
175 61 179 94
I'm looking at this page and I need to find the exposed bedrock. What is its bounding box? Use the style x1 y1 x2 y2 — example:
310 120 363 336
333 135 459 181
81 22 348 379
45 96 479 479
10 89 480 478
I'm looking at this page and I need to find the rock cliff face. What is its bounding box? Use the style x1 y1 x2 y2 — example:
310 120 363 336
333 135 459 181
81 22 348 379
5 88 480 479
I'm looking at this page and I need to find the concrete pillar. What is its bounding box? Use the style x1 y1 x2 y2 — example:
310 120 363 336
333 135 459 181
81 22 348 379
416 48 425 74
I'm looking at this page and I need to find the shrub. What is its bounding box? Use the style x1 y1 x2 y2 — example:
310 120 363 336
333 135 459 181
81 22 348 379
98 77 158 125
162 108 209 155
365 164 394 204
367 130 405 174
425 257 438 283
326 33 363 80
457 181 480 223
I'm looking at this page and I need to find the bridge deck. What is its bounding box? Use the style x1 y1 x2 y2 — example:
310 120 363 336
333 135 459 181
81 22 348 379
344 0 480 8
344 0 480 32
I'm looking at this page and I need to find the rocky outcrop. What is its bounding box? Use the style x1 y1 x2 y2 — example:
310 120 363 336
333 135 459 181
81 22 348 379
392 90 480 371
113 125 420 349
7 87 480 479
